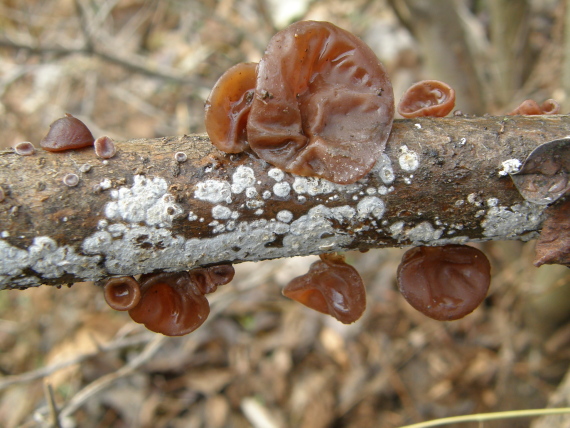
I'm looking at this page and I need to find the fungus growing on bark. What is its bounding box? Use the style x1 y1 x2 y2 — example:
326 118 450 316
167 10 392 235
283 253 366 324
40 113 94 152
62 173 79 187
205 62 257 153
397 80 455 118
14 142 36 156
94 136 116 159
189 264 235 295
397 245 491 321
128 271 210 336
246 20 394 184
510 137 570 205
508 99 560 115
103 276 141 311
533 199 570 267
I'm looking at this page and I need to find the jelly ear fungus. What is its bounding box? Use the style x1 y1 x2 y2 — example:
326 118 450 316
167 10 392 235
205 62 257 153
397 245 491 321
247 21 394 184
128 272 210 336
397 80 455 118
534 199 570 268
283 253 366 324
40 113 95 152
103 276 141 311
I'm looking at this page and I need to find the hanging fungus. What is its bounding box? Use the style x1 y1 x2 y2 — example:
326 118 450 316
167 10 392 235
128 271 210 336
533 200 570 267
103 276 141 311
40 113 95 152
189 264 235 295
397 245 491 321
283 253 366 324
397 80 455 118
509 137 570 205
508 99 560 115
13 142 36 156
205 62 257 153
94 136 116 159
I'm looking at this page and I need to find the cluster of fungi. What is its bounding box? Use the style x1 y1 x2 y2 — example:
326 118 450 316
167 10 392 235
9 20 567 336
103 266 235 336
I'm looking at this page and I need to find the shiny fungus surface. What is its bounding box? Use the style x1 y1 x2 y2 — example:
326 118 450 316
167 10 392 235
283 253 366 324
128 271 210 336
189 264 235 295
397 245 491 321
103 276 141 311
508 99 561 115
247 21 394 185
40 113 95 152
205 62 257 153
397 80 455 118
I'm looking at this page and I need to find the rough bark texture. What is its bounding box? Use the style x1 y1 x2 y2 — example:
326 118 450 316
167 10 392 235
1 115 568 289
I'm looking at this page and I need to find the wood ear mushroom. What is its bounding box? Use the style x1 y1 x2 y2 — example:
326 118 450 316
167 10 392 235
283 253 366 324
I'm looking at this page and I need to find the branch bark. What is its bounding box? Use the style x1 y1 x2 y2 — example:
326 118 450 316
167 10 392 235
1 115 568 290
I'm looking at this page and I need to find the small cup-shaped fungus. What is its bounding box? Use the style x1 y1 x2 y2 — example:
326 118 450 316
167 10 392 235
508 99 561 115
283 253 366 324
397 80 456 118
128 271 210 336
246 21 394 185
205 62 257 153
40 113 95 152
189 264 235 295
94 136 116 159
103 276 141 311
14 142 36 156
397 245 491 321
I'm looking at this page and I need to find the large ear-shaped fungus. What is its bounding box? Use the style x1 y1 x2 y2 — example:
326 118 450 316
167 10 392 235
189 264 235 295
247 21 394 185
128 272 210 336
283 253 366 324
508 99 560 115
534 199 570 267
509 137 570 205
205 62 257 153
103 276 141 311
397 80 455 118
397 245 491 321
40 113 95 152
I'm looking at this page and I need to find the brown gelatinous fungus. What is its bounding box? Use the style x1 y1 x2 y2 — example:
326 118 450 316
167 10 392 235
508 99 561 115
205 62 257 153
283 253 366 324
128 271 209 336
397 80 456 118
94 136 116 159
103 276 141 311
534 200 570 267
189 264 235 295
247 21 394 185
14 142 36 156
40 113 95 152
397 245 491 321
510 137 570 205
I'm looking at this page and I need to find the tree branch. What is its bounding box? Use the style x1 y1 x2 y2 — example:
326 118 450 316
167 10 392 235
1 115 568 290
